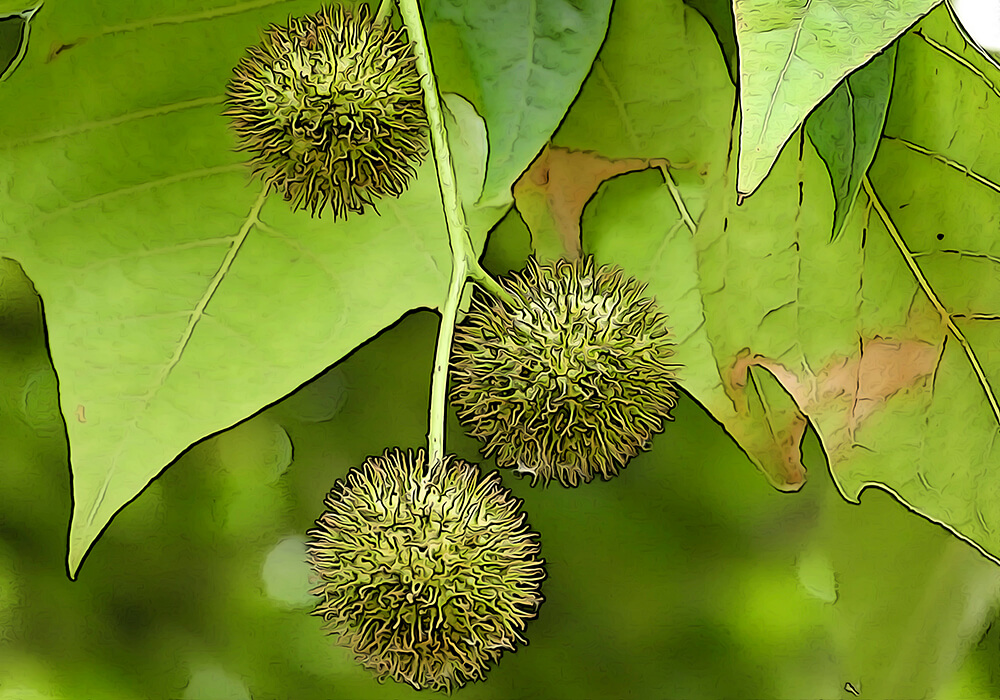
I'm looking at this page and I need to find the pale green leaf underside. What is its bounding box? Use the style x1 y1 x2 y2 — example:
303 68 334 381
0 0 495 575
735 0 940 196
550 1 1000 561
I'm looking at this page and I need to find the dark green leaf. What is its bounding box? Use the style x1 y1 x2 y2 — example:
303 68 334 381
0 1 496 575
807 45 897 241
0 5 38 82
684 0 737 84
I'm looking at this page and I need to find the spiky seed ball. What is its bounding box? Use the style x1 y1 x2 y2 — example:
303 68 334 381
225 4 428 218
450 256 680 487
306 448 545 693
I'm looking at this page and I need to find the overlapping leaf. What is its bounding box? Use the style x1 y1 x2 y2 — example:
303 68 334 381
806 45 896 241
734 0 940 195
423 0 612 206
522 0 809 489
0 0 601 575
0 4 36 81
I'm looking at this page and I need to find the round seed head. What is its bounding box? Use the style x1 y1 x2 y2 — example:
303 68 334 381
225 4 428 218
306 448 545 693
450 256 680 487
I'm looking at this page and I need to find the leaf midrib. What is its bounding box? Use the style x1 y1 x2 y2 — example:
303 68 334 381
757 0 814 142
85 185 268 527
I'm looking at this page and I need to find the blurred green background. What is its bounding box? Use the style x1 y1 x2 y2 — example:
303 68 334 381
2 207 1000 700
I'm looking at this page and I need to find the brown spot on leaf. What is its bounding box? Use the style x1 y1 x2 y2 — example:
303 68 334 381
728 350 808 489
46 39 83 63
76 404 86 423
851 337 941 435
512 146 675 259
730 336 942 456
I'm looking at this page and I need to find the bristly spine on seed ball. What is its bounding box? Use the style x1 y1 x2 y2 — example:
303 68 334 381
225 3 428 219
306 447 545 694
450 256 681 487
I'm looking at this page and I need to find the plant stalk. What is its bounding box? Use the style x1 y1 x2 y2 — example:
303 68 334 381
398 0 478 467
469 259 518 308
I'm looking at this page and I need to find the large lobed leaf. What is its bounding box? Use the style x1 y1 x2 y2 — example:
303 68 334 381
834 6 1000 558
0 0 608 576
522 0 1000 562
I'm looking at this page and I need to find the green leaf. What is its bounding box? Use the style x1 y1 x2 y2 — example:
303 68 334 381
806 45 896 241
0 1 495 576
524 0 732 260
512 146 659 261
582 167 812 490
735 0 940 196
424 0 612 206
554 0 731 167
828 5 1000 561
530 0 810 488
0 4 38 82
684 0 737 84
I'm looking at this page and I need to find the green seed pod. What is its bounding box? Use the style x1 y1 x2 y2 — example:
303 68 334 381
306 448 545 693
450 256 680 487
225 4 428 218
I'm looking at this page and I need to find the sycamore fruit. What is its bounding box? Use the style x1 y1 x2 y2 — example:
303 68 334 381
306 448 545 693
450 256 680 487
225 4 428 218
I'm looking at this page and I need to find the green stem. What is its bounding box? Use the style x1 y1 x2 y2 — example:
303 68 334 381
374 0 394 26
655 163 697 234
469 259 518 308
398 0 487 467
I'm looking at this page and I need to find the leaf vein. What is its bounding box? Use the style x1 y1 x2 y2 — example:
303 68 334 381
79 236 235 272
255 220 343 291
913 28 1000 102
146 188 268 397
27 164 244 230
759 0 813 140
913 249 1000 269
85 186 268 528
0 96 225 150
863 176 1000 428
884 135 1000 195
95 0 299 39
